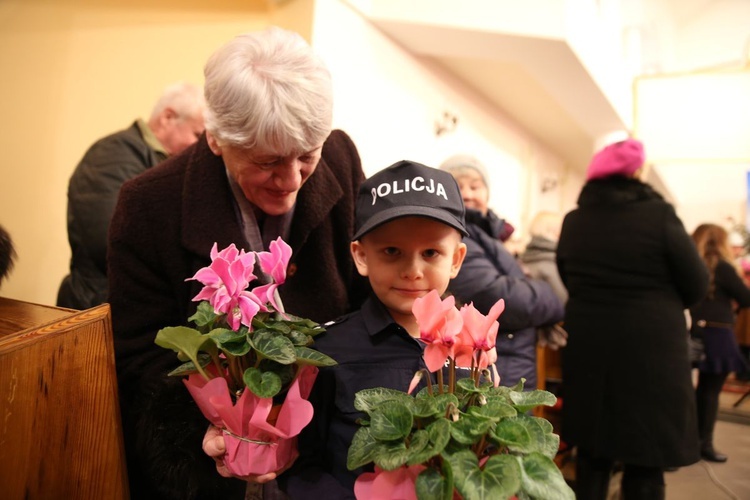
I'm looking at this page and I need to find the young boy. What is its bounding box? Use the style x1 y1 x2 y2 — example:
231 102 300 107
280 159 468 498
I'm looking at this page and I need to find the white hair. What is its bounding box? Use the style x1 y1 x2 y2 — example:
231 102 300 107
150 81 205 122
203 27 333 153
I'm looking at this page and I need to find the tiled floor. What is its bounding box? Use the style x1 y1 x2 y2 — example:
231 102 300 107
661 381 750 500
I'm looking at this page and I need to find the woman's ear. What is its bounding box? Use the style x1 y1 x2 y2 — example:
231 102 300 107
350 241 369 277
451 241 468 279
206 131 222 156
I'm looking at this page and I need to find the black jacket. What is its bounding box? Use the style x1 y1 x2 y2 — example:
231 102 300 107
57 121 166 310
108 130 367 499
557 176 709 466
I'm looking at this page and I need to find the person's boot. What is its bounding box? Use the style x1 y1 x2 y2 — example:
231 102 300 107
574 452 612 500
621 475 665 500
700 441 728 462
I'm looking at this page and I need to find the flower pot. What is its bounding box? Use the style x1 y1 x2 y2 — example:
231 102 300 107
183 364 318 476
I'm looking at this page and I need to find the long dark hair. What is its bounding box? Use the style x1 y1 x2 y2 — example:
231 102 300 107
691 223 736 299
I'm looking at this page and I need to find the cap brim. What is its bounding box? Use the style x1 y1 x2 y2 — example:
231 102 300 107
353 206 468 241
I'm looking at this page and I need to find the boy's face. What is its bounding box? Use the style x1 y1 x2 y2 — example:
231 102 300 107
351 216 467 327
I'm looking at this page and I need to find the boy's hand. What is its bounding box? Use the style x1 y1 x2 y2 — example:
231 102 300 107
202 425 298 483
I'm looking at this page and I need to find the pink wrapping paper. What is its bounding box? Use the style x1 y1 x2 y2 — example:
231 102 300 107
184 364 318 476
354 464 426 500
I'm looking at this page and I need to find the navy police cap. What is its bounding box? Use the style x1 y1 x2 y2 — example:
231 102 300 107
353 160 468 241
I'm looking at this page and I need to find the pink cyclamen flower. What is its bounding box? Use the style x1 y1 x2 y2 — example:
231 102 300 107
412 290 464 372
455 299 504 374
354 464 426 500
253 237 293 313
189 243 262 328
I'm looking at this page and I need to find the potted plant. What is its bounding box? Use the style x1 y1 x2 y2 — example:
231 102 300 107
154 238 336 477
348 290 574 500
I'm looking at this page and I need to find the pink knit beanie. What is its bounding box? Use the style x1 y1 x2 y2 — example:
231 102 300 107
586 139 645 181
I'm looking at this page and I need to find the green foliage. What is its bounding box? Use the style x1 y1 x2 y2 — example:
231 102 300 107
154 308 333 399
346 377 574 500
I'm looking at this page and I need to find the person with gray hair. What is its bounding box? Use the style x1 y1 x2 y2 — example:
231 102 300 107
440 155 564 391
57 81 206 310
107 27 366 499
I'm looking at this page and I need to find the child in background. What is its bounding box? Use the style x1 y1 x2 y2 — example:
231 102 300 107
280 160 469 498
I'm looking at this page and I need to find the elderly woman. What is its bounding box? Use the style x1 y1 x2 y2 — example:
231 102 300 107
108 28 367 499
556 139 708 500
439 155 563 390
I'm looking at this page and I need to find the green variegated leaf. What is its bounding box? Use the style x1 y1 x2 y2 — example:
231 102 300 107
354 387 413 413
490 414 545 454
208 327 252 356
468 398 517 421
167 353 212 376
374 440 410 470
263 321 292 334
416 466 453 500
456 377 483 394
347 427 380 470
427 418 452 452
520 452 575 500
207 327 246 343
541 431 561 460
249 329 297 364
485 385 513 405
370 400 413 441
450 412 496 445
401 429 431 462
533 416 554 433
287 329 312 346
509 389 557 413
432 393 460 415
293 346 337 366
405 429 439 465
447 449 521 500
416 384 450 398
243 367 282 398
413 396 440 418
508 378 526 392
187 301 219 329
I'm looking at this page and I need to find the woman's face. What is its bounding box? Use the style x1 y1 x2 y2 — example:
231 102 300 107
452 169 489 215
207 133 323 216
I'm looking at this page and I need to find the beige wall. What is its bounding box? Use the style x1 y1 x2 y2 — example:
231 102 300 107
0 0 569 305
0 0 313 304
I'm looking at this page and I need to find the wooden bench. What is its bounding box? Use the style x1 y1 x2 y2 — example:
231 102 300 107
0 297 129 499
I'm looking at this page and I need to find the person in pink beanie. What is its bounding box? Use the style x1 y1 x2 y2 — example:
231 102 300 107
585 138 645 181
557 138 709 499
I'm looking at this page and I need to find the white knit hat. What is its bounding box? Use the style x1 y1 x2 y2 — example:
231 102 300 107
439 154 489 190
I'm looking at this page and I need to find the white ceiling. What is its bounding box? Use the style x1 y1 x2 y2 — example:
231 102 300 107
373 19 615 172
345 0 750 229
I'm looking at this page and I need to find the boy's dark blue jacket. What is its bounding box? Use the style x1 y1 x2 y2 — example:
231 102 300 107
279 294 428 498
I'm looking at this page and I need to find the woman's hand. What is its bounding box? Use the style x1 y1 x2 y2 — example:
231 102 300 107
202 425 298 483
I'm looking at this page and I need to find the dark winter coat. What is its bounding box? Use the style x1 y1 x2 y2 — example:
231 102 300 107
57 121 167 310
448 209 564 389
556 176 709 467
108 130 367 499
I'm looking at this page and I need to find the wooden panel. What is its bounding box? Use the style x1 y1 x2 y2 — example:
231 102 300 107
0 297 74 339
0 299 129 499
